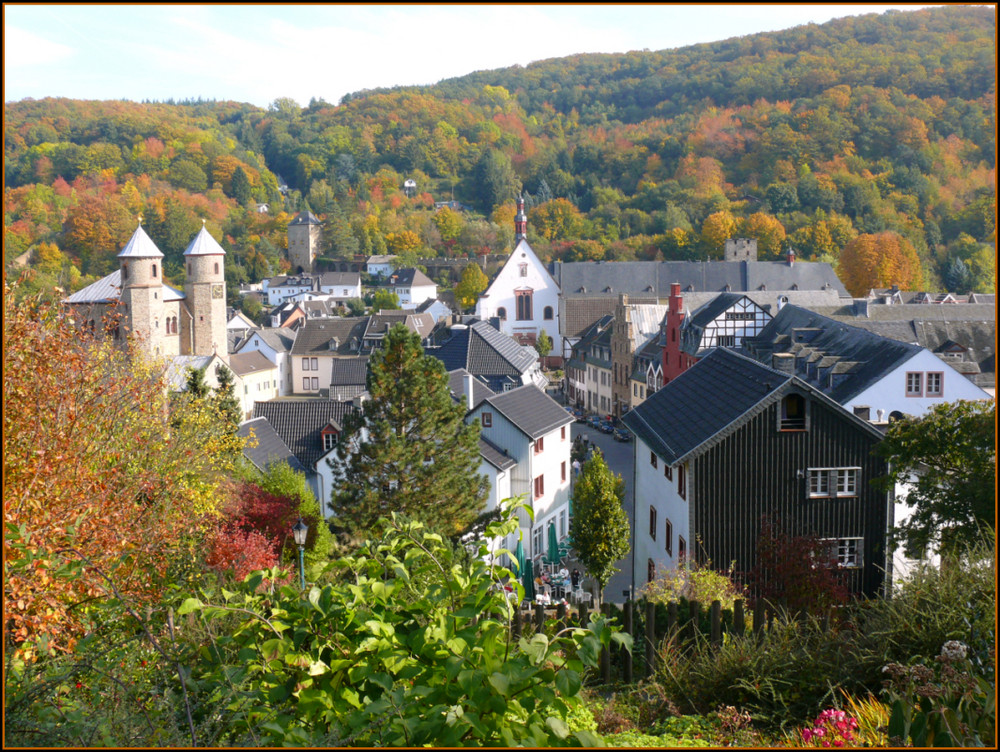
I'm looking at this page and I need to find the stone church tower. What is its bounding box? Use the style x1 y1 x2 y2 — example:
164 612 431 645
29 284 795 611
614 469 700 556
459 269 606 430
287 210 322 273
183 223 228 360
118 224 166 357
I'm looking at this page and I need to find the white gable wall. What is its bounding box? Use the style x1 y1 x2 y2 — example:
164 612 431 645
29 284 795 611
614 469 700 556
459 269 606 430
236 336 292 396
631 436 691 588
476 240 562 356
844 350 990 420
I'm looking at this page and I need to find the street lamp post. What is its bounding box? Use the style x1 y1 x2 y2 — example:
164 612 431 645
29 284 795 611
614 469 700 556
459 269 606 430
292 517 308 590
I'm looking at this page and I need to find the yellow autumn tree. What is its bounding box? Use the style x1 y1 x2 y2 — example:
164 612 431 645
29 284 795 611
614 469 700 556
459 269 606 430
838 232 923 297
738 212 787 259
700 210 738 257
3 285 244 659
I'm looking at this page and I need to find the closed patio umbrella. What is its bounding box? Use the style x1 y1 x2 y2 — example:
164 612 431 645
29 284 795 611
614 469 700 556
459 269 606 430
515 539 525 575
522 558 535 601
546 522 561 567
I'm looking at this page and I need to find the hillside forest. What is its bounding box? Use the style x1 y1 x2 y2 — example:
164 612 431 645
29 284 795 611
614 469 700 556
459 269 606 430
4 6 996 302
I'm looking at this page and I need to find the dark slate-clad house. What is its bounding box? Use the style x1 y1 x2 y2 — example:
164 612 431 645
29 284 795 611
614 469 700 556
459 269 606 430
622 347 891 598
427 319 544 392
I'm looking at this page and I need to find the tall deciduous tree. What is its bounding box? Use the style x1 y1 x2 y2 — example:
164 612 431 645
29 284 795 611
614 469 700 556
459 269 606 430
454 262 489 311
699 210 738 257
876 400 995 557
568 449 630 607
534 330 553 362
838 231 923 296
475 150 521 214
329 324 488 539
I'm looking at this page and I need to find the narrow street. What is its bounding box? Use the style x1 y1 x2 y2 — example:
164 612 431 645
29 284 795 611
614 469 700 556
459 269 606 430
569 419 637 607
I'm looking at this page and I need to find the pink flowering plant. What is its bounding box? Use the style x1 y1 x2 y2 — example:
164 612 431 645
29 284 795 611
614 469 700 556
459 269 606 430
798 708 859 747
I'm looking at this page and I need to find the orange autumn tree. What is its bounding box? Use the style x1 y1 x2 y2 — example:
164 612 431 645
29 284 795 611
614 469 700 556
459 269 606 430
3 283 243 659
837 231 924 297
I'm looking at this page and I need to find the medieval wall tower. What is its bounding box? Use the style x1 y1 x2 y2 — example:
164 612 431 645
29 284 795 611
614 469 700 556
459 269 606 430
183 223 228 360
287 210 322 273
118 224 166 358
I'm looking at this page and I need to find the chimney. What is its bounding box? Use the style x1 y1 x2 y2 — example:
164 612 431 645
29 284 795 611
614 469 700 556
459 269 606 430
669 282 682 314
772 353 795 374
853 405 871 421
514 196 527 243
465 372 475 411
787 247 795 266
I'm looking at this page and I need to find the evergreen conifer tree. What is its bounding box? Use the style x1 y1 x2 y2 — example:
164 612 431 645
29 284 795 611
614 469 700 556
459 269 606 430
185 365 211 399
329 324 488 539
569 449 630 607
213 363 243 431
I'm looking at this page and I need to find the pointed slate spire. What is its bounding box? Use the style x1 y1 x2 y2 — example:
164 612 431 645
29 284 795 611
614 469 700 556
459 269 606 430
183 222 227 256
117 223 164 258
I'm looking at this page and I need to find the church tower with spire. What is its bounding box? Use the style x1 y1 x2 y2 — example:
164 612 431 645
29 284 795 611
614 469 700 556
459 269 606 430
514 195 528 243
118 222 166 357
183 222 228 360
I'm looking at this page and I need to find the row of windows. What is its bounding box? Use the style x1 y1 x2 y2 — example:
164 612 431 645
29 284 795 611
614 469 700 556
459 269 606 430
533 462 570 499
302 377 319 390
302 357 319 371
808 468 859 498
496 300 554 322
650 453 686 498
648 508 685 558
906 371 943 397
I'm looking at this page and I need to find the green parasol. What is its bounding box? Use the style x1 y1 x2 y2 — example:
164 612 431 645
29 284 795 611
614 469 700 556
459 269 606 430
522 558 535 601
545 522 561 566
515 539 525 575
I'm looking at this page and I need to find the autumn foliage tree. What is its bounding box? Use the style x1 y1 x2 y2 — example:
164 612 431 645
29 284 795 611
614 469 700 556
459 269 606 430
3 284 243 659
837 231 924 296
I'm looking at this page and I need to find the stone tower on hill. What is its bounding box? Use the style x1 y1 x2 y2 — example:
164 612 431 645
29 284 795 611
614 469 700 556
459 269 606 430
184 222 229 359
118 223 167 356
65 222 228 363
288 210 322 273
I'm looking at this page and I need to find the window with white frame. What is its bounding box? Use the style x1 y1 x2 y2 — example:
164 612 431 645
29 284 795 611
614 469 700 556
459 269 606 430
906 371 923 397
323 432 337 451
303 357 312 371
926 371 943 397
819 537 863 568
808 468 860 498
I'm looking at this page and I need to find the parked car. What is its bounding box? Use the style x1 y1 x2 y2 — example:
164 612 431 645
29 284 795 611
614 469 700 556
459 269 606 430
598 421 615 434
588 415 603 429
613 427 632 442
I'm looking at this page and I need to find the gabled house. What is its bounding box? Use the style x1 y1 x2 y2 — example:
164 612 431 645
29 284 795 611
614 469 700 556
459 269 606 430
427 319 545 392
233 328 296 395
252 399 359 515
476 198 563 361
622 348 891 597
228 351 280 420
329 356 369 401
629 329 665 411
387 268 437 309
564 314 613 410
366 255 398 278
611 296 668 418
466 385 574 564
741 305 991 421
362 311 435 351
289 318 368 395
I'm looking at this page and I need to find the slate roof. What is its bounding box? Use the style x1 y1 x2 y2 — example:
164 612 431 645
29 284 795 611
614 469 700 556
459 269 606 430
117 224 163 258
388 268 435 287
625 348 883 467
289 210 321 225
550 259 848 298
228 351 277 377
561 296 623 338
318 271 361 287
330 356 369 387
479 436 517 471
291 318 368 356
252 399 358 469
238 417 306 474
479 384 573 440
364 311 435 341
447 368 496 409
235 327 296 354
183 225 226 256
741 305 925 404
162 355 216 390
63 270 185 304
428 320 538 390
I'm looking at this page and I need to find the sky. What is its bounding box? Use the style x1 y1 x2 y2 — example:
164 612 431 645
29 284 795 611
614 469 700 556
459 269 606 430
5 4 943 108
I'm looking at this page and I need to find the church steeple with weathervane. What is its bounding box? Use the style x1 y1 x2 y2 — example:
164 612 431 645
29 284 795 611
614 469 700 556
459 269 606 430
514 195 527 243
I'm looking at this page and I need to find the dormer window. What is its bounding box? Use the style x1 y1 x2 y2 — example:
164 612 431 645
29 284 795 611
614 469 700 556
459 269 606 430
780 393 807 430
